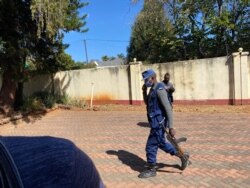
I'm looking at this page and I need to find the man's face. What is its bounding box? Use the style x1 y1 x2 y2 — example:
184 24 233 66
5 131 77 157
144 76 154 87
164 75 170 82
145 76 152 83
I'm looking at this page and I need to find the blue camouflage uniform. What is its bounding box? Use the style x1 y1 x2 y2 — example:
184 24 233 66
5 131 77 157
139 69 189 179
145 82 177 164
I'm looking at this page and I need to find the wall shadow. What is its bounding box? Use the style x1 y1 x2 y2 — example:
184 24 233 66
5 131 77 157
18 72 73 125
12 112 45 125
127 66 133 104
44 72 72 96
56 72 72 95
0 111 47 127
106 150 182 174
226 56 235 105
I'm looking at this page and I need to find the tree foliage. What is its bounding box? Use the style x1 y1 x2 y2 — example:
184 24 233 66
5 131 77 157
128 0 177 63
30 0 88 37
30 0 88 75
0 0 88 112
129 0 250 63
0 38 5 54
117 53 126 60
101 55 116 61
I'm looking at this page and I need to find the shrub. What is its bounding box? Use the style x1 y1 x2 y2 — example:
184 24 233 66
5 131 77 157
22 97 45 112
23 91 87 111
56 93 86 109
56 92 69 104
68 98 86 109
33 91 56 108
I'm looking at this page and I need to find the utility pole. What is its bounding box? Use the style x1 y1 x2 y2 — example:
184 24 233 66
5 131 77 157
84 40 89 64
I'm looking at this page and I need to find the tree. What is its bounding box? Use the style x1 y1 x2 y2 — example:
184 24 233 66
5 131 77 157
34 35 65 95
211 0 250 55
0 38 4 53
32 0 88 96
0 0 38 112
130 0 250 61
30 0 88 95
57 52 76 70
0 0 88 113
117 53 125 59
169 0 250 58
30 0 88 37
101 55 109 61
127 0 178 63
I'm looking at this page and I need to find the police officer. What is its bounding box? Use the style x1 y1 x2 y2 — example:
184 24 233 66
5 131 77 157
139 69 189 178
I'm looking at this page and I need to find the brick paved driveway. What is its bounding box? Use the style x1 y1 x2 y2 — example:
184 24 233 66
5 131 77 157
0 109 249 187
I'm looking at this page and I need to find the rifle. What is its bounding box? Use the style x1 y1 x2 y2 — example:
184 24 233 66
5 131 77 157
164 128 192 166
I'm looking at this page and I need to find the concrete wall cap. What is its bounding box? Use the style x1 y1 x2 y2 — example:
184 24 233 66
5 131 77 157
129 61 142 65
232 51 249 56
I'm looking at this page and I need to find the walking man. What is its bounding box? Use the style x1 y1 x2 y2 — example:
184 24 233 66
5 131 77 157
139 69 189 178
162 72 175 106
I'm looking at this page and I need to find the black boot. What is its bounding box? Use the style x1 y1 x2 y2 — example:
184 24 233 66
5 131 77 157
179 152 190 170
138 164 156 178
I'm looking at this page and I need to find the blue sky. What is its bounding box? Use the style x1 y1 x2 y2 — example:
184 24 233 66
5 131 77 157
63 0 143 62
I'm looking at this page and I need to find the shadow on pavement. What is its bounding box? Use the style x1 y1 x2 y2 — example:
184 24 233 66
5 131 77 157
137 122 150 128
156 163 182 174
106 150 146 172
106 150 182 174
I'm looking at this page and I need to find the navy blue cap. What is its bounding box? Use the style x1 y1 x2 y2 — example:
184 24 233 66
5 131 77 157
142 69 156 80
0 136 105 188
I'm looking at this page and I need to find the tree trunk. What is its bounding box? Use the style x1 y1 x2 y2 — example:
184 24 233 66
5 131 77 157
14 82 24 111
0 71 17 115
50 73 55 95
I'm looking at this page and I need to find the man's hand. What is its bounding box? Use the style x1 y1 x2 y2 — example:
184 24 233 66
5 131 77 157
165 86 175 93
169 128 176 137
168 87 175 93
142 84 147 92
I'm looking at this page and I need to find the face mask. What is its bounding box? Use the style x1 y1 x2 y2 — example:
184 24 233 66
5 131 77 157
145 80 153 87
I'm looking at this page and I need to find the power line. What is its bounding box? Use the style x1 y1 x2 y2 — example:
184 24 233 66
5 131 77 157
65 38 129 62
84 39 88 63
66 38 129 43
85 38 129 43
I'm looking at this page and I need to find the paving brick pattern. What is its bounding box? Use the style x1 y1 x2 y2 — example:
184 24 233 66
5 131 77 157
0 110 250 187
